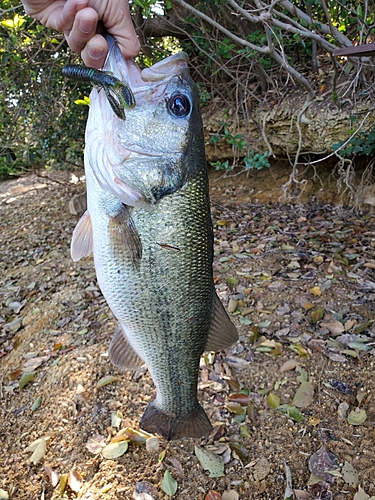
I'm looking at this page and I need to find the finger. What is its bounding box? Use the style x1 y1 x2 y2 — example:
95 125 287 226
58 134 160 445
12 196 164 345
111 29 141 59
81 34 108 68
55 0 88 32
66 7 98 53
101 1 141 58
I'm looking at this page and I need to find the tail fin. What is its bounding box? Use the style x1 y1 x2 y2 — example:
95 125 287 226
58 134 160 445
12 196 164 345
139 402 212 440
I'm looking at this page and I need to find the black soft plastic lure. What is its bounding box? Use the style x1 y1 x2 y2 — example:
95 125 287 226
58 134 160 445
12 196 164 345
63 65 136 120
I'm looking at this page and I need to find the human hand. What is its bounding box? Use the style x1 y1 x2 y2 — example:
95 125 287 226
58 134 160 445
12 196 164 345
22 0 140 68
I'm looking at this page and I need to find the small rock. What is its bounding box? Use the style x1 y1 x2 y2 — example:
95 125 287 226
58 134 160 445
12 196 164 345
8 301 23 313
145 437 159 454
338 402 349 420
133 481 159 500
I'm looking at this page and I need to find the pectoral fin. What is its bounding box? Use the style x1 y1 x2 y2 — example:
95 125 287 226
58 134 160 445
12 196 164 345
108 204 142 268
108 325 145 370
204 294 239 352
71 210 93 262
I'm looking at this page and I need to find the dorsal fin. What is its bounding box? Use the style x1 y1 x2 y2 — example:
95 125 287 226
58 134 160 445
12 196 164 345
71 210 93 262
204 294 238 352
108 325 144 371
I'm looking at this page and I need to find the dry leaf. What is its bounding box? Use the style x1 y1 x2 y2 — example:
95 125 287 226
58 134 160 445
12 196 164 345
320 320 345 336
205 492 221 500
227 393 250 406
168 457 184 475
146 437 160 454
338 402 349 420
29 437 47 465
293 381 314 408
43 465 60 487
19 371 35 390
294 490 311 499
308 445 339 483
345 318 357 331
222 491 239 500
253 457 270 481
59 473 69 496
280 359 298 372
68 470 83 493
86 435 106 454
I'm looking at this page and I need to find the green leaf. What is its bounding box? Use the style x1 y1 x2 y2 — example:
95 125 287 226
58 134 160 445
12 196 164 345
233 413 246 423
353 320 374 335
19 371 35 390
348 342 371 352
31 396 42 412
227 277 238 287
239 424 251 439
0 489 9 499
228 441 249 463
348 409 367 425
342 460 359 488
287 406 305 422
277 405 305 422
161 470 178 497
96 375 120 388
296 366 308 383
310 308 324 324
195 446 225 478
257 320 271 329
132 0 145 8
101 441 128 459
74 98 90 106
238 316 252 326
267 392 280 409
354 485 372 500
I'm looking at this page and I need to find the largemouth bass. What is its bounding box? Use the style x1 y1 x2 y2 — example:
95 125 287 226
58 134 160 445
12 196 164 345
70 36 238 440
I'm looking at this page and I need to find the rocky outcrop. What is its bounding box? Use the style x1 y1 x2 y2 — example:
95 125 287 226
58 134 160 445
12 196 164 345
202 93 375 162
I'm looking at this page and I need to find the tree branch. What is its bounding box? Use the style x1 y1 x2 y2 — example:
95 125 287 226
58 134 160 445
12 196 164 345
172 0 271 53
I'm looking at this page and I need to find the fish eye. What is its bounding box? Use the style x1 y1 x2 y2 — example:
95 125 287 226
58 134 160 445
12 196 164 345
167 93 191 118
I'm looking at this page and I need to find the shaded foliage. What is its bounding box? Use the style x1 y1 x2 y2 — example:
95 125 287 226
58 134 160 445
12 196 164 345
0 2 87 178
0 0 374 178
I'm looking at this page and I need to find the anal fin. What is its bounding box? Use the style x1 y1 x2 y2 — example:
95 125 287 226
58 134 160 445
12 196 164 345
204 293 239 352
108 324 144 371
71 210 93 262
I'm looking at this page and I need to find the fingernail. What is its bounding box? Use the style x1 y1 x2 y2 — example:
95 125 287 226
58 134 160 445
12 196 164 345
88 47 105 61
78 19 95 34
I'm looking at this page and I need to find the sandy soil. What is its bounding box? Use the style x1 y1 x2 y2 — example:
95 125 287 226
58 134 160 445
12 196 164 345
1 168 375 500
